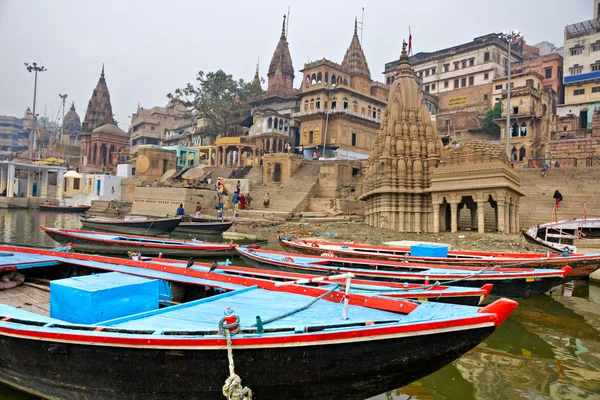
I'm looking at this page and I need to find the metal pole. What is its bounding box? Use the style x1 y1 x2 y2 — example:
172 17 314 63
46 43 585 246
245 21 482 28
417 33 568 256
506 38 512 159
30 70 38 160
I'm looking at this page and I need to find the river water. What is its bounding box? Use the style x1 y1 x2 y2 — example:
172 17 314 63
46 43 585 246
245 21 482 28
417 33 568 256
0 209 599 400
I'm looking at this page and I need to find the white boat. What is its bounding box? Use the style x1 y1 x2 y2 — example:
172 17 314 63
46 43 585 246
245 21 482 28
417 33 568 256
523 218 600 253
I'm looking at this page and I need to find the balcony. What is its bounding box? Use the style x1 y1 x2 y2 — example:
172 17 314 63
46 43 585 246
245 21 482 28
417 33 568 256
551 128 598 140
293 108 381 124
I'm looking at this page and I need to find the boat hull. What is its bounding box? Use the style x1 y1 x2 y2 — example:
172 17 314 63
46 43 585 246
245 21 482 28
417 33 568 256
44 230 236 257
278 240 598 279
80 218 181 236
0 325 495 400
174 221 233 235
39 205 91 213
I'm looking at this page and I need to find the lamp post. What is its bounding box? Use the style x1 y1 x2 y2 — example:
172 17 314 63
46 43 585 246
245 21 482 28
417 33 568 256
59 94 68 148
498 31 520 159
25 62 47 160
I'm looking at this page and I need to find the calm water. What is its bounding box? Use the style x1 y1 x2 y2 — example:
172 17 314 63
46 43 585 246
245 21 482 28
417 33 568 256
0 209 599 399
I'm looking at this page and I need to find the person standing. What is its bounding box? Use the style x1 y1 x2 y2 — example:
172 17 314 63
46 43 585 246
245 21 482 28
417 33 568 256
239 193 246 210
236 180 241 194
553 190 563 209
246 192 252 208
263 192 270 208
195 202 202 218
541 161 549 178
152 180 158 187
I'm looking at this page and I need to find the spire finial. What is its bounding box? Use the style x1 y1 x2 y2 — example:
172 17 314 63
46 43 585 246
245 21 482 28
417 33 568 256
70 102 75 111
354 17 358 35
101 63 105 78
281 15 286 38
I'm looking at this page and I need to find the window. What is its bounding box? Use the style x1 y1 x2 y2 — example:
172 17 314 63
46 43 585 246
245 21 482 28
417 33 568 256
316 98 321 109
444 80 449 88
303 101 308 111
525 79 534 87
425 70 429 77
372 109 377 118
444 64 450 72
511 123 519 137
461 77 467 87
309 131 314 144
431 83 436 90
483 94 488 101
592 86 600 93
353 101 358 112
361 107 365 115
73 178 80 190
431 67 436 74
425 85 430 93
513 107 519 115
150 126 155 131
343 98 348 109
570 66 582 75
331 100 336 109
386 76 391 84
461 60 467 68
351 132 357 146
574 88 585 95
570 47 583 56
593 44 600 52
520 122 527 137
310 99 314 110
419 71 423 78
454 62 460 70
545 68 552 79
468 76 474 86
593 64 600 72
454 79 459 89
469 58 474 67
445 120 451 128
495 84 503 90
484 52 490 61
484 73 489 80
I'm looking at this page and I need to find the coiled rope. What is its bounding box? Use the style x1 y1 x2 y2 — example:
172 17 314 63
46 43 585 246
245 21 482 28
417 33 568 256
218 315 252 400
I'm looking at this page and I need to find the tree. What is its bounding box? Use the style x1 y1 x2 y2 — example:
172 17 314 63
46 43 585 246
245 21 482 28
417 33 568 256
483 101 502 135
168 70 263 138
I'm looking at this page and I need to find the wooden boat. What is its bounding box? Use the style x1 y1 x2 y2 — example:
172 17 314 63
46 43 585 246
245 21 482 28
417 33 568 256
39 204 91 213
0 244 516 400
236 247 574 298
523 218 600 253
174 218 233 235
278 237 600 279
79 215 181 236
41 226 250 257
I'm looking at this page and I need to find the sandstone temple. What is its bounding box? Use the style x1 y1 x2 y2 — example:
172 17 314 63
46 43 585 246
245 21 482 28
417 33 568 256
361 43 522 234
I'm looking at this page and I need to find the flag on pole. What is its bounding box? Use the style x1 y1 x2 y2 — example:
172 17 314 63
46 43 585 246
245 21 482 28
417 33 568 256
408 27 412 55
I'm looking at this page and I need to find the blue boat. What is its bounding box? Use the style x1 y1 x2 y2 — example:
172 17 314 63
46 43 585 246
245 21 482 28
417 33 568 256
0 245 517 400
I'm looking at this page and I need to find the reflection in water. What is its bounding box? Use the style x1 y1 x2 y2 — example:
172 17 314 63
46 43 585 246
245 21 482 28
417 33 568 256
1 210 600 399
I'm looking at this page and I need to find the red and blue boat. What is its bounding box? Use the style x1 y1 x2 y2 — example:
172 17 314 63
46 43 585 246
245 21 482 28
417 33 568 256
0 244 516 400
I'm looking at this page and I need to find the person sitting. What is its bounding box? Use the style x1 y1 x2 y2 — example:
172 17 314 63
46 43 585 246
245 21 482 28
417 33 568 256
176 203 185 216
44 200 52 206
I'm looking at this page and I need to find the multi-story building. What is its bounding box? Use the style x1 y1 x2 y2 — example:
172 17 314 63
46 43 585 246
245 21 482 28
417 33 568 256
384 33 522 141
129 101 187 152
293 20 388 159
0 115 22 158
493 70 557 163
560 0 600 128
512 53 564 103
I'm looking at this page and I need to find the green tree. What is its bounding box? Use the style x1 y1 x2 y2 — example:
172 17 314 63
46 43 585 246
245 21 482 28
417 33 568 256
483 101 502 135
168 70 263 138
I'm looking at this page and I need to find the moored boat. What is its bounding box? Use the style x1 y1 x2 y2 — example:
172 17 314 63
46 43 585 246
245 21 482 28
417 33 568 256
523 217 600 253
41 226 249 257
39 204 91 213
0 244 516 400
174 218 233 235
236 247 574 298
278 237 600 278
79 215 182 236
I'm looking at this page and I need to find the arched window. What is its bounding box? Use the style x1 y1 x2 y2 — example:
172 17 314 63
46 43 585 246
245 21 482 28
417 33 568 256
317 72 322 83
519 146 526 161
331 97 337 109
304 100 309 111
377 108 381 119
279 119 284 130
311 74 317 85
310 98 315 110
337 76 342 85
372 107 377 118
267 117 272 129
511 146 518 162
316 97 321 109
353 100 358 112
511 123 519 137
343 98 349 110
331 74 337 87
368 106 372 115
305 75 310 85
343 78 348 86
324 72 329 86
274 117 279 130
520 122 527 136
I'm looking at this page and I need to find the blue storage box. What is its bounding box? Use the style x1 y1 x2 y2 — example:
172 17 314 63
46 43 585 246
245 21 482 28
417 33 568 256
50 272 159 324
410 244 449 258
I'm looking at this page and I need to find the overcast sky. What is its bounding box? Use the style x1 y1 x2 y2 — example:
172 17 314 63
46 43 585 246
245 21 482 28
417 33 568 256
0 0 592 127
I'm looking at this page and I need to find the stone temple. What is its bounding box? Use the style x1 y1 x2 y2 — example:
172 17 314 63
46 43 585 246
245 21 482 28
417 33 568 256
361 42 444 232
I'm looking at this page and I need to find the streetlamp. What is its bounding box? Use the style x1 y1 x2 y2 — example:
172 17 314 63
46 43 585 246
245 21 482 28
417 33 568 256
59 93 68 147
498 30 520 160
24 62 47 160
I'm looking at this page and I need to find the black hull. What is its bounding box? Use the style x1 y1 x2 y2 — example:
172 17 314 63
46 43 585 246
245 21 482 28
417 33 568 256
239 255 566 299
39 205 90 213
0 326 495 400
79 218 181 236
174 221 233 235
44 231 236 257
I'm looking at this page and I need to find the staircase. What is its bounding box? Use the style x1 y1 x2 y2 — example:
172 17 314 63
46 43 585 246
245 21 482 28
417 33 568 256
516 167 600 228
242 166 263 183
203 166 233 179
240 163 321 217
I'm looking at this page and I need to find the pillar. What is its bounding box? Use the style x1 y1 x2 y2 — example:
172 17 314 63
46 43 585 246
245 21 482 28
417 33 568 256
497 200 505 233
41 170 48 198
504 199 510 233
56 170 65 201
237 146 242 166
477 200 485 234
432 202 440 233
515 202 520 232
510 202 517 234
0 165 5 192
26 169 33 198
95 143 102 166
450 201 458 233
6 164 15 198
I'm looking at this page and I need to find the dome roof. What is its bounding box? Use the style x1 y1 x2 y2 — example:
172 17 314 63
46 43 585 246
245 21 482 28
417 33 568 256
63 103 81 136
439 140 509 167
92 122 127 136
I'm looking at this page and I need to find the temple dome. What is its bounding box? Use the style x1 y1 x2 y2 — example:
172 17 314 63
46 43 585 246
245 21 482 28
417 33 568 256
63 102 81 137
92 123 127 137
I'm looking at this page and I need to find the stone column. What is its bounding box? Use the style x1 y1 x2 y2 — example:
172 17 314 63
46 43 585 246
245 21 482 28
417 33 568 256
57 170 65 201
0 165 4 192
96 143 102 166
504 199 510 233
432 201 440 233
477 200 485 234
515 202 520 232
497 200 505 233
6 164 15 198
450 201 458 233
237 146 242 166
41 170 49 198
26 170 33 198
510 202 517 234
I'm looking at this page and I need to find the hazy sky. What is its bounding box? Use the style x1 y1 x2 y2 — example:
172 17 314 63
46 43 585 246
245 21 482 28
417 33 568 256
0 0 592 127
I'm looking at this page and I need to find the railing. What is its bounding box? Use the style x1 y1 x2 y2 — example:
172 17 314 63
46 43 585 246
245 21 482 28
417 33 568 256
292 108 381 124
550 129 596 141
526 157 600 169
566 18 600 40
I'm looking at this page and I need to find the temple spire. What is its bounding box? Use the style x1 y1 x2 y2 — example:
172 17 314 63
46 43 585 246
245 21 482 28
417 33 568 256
70 102 75 111
354 17 358 36
267 13 295 94
341 18 371 79
101 63 105 78
281 15 287 38
252 58 261 88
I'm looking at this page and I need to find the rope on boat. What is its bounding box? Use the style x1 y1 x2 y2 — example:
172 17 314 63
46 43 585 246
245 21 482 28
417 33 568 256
253 283 340 326
218 313 253 400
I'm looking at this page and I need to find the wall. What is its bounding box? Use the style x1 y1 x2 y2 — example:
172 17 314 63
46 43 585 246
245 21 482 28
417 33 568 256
93 175 123 201
120 179 142 203
136 147 177 180
262 153 304 184
549 137 600 160
131 187 216 217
